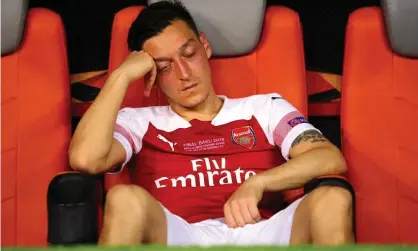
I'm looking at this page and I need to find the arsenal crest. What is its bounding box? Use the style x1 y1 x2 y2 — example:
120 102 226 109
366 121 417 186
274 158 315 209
231 126 256 149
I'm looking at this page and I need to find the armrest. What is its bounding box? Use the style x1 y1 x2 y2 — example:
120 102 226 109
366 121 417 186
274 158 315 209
304 175 354 196
47 172 104 245
283 176 354 206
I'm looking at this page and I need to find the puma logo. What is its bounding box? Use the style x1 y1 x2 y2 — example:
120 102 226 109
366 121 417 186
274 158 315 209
157 134 177 151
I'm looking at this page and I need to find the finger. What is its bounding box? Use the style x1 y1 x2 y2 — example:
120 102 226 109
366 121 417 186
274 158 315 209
143 77 151 97
144 78 153 97
239 202 257 225
248 201 261 222
148 65 157 86
230 201 246 227
223 203 236 228
144 67 156 97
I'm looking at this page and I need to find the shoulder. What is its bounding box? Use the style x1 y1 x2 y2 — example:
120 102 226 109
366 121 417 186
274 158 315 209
116 105 171 124
225 93 282 110
210 93 287 127
117 105 190 133
229 93 281 103
226 93 288 115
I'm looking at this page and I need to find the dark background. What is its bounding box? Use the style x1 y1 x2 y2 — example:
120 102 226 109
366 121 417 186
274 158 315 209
29 0 380 75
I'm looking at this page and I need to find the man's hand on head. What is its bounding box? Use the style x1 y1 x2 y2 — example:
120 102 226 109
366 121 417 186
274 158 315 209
113 50 157 97
223 176 264 228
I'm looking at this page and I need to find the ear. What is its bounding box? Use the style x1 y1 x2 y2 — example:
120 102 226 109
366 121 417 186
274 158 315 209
199 32 212 59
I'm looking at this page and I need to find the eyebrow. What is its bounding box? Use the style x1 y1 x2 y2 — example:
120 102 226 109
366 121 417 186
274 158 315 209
154 39 196 62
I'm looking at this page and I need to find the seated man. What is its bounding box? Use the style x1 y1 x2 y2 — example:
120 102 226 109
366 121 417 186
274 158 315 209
69 0 354 246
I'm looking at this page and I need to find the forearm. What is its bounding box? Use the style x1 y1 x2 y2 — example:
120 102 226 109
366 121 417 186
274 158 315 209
257 147 347 192
69 71 130 170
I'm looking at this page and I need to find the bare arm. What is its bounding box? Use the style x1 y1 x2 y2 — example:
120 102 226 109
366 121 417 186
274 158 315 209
223 96 348 228
69 51 156 174
255 130 347 192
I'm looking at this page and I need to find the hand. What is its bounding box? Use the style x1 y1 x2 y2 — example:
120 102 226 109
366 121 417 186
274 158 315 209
224 176 265 228
114 50 157 97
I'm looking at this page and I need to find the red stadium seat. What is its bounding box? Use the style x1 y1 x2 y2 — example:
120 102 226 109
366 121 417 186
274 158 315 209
105 1 308 204
1 1 72 246
341 1 418 244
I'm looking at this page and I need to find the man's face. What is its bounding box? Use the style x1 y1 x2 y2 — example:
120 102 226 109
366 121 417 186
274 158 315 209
142 20 213 109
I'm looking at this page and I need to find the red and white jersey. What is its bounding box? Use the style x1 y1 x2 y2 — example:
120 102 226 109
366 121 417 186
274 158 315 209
113 93 320 223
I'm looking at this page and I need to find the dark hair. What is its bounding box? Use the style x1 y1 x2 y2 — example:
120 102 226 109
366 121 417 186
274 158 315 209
127 0 200 51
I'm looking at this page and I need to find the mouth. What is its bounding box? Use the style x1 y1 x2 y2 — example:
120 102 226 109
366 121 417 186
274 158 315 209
182 83 198 92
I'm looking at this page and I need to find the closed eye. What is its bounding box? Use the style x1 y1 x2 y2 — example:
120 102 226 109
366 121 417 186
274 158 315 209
157 64 171 72
183 51 196 58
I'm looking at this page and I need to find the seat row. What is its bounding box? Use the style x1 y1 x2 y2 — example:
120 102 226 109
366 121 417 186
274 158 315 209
2 0 418 246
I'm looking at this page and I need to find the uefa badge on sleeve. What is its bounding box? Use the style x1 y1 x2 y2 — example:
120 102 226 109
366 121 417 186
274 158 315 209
287 117 308 127
231 126 256 149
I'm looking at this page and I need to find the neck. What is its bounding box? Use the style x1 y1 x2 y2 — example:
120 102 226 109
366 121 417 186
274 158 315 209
170 92 223 122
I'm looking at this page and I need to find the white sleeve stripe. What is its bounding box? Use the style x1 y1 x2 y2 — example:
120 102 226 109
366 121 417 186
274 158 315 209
115 124 137 152
273 110 305 147
109 132 133 174
281 124 321 161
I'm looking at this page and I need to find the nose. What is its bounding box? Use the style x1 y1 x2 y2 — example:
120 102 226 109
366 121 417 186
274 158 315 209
174 57 192 81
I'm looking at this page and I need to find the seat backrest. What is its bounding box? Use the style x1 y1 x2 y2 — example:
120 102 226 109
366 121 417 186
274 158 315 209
1 1 72 246
105 1 307 200
341 0 418 244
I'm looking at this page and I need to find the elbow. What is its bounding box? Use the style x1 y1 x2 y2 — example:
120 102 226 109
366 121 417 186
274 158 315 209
69 150 101 175
319 146 347 176
333 157 347 176
329 148 348 175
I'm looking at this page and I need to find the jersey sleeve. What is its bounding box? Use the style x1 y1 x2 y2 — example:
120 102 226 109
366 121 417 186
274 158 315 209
268 94 322 161
110 108 143 173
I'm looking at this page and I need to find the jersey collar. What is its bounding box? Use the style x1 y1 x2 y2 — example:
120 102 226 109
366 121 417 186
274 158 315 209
167 95 230 127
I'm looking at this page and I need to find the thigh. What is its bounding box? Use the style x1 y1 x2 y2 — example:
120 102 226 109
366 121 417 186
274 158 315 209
288 194 312 244
121 185 168 244
233 196 306 246
126 185 228 246
100 184 167 245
